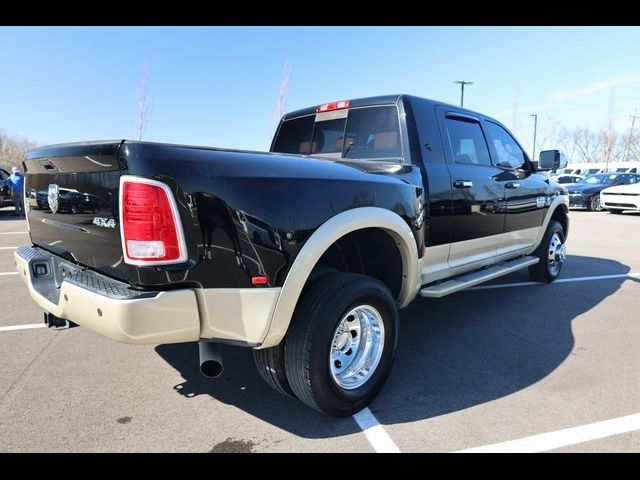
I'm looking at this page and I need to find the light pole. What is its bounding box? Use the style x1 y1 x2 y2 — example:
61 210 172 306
530 114 538 161
453 80 473 108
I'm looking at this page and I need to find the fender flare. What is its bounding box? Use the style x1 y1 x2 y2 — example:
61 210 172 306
259 207 420 348
530 194 570 252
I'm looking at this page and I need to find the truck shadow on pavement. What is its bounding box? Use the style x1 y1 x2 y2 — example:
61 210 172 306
155 255 634 438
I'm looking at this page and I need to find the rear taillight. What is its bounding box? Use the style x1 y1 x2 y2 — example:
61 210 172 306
316 100 351 113
119 176 188 266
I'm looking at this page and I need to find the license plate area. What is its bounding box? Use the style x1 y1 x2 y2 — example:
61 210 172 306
29 254 84 304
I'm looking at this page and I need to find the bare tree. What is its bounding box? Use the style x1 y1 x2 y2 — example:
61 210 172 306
601 92 617 170
630 130 640 161
135 63 152 141
535 115 561 154
0 128 38 169
0 130 6 156
623 109 639 162
272 57 291 132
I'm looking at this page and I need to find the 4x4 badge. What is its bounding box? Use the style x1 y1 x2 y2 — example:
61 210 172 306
93 217 116 229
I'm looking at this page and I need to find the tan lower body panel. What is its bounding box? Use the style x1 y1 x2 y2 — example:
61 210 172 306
497 226 540 256
15 250 281 346
16 252 201 345
447 231 505 269
421 243 451 283
195 288 281 345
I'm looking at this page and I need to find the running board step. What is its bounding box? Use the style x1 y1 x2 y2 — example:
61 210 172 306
420 256 539 298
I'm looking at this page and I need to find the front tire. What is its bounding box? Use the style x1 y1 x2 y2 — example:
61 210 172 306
588 194 602 211
528 220 566 283
608 209 623 214
284 272 398 416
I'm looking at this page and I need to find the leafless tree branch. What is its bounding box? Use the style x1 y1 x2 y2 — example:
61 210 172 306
0 128 38 170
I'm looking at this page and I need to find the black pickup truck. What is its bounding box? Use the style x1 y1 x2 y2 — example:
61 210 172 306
15 95 569 416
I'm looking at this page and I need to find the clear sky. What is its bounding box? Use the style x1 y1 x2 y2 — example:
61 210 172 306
1 26 640 155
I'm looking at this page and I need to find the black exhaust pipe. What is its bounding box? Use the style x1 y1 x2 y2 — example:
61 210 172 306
43 312 78 330
199 341 223 378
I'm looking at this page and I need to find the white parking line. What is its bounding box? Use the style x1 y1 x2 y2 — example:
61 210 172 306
0 246 19 250
0 272 18 276
456 412 640 453
353 408 401 453
0 232 28 235
0 323 46 332
471 272 640 291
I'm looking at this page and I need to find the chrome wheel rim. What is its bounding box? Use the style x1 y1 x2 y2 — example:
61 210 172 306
591 195 602 211
329 304 385 390
548 232 566 276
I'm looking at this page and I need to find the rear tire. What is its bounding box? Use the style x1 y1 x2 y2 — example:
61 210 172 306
253 267 340 399
253 344 295 398
608 209 623 214
528 220 566 283
284 272 398 416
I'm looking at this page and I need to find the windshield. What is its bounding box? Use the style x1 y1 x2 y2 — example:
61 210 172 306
578 174 618 185
272 105 402 162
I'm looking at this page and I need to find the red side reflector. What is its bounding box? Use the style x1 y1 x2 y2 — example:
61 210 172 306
120 177 186 265
251 275 269 286
316 100 351 113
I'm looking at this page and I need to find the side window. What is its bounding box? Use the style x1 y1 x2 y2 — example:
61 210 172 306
444 117 492 166
0 169 8 181
484 121 526 169
621 174 638 185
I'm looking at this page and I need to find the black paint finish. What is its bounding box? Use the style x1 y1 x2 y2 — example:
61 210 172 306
23 95 564 292
25 140 423 290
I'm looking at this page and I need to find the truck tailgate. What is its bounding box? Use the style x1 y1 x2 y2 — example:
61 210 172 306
24 141 124 276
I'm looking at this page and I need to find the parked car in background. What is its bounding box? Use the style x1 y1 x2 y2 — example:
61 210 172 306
554 167 579 176
553 174 584 184
579 167 603 176
567 173 640 211
600 179 640 214
35 187 100 213
615 166 638 174
1 167 13 208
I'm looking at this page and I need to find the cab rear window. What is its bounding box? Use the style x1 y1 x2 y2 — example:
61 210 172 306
273 105 402 162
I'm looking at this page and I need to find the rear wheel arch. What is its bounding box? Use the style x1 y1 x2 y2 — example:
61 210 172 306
259 207 420 349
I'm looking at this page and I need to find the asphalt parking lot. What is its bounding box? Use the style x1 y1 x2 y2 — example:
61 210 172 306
0 206 638 453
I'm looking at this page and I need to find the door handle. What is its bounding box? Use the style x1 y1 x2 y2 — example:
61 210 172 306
505 182 520 189
454 180 473 189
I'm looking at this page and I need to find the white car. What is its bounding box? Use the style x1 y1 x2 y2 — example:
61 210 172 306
600 182 640 214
